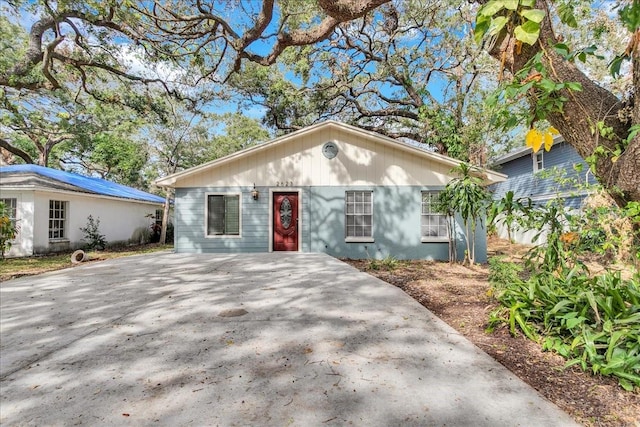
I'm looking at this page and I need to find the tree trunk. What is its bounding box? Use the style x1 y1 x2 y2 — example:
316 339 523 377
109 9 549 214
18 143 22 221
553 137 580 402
484 3 637 206
159 190 172 244
464 221 473 265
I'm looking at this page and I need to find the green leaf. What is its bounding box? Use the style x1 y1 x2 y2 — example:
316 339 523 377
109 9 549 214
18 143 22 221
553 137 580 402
583 45 598 54
619 1 640 32
549 300 572 315
566 316 586 329
538 78 558 92
605 331 625 361
564 82 582 91
479 0 505 17
503 0 518 10
577 52 587 63
619 378 634 391
474 14 492 44
514 21 541 46
609 55 627 78
521 9 545 23
488 16 508 36
625 124 640 144
553 43 571 59
520 0 535 6
558 3 578 28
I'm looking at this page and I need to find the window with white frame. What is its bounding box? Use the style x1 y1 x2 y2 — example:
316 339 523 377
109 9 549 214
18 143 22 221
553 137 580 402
1 198 17 226
206 194 240 236
49 200 67 239
533 151 544 172
345 190 373 240
421 191 448 240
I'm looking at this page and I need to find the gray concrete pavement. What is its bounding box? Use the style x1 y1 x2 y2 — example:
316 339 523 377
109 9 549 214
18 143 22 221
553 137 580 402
0 252 577 426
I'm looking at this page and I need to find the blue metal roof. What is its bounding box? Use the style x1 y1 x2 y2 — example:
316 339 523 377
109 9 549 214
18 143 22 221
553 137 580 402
0 164 165 204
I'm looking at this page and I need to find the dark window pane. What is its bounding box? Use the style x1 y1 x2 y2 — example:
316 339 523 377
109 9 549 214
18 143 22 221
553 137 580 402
207 195 225 235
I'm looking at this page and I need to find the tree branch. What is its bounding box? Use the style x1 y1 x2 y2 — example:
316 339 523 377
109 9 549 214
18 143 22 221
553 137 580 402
0 138 34 164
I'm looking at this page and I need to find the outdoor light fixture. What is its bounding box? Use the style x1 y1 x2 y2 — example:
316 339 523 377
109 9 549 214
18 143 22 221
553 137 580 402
251 183 259 200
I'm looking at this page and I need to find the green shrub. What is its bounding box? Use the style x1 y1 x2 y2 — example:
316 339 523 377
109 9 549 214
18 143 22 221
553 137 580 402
79 215 107 250
488 266 640 390
380 255 399 270
488 257 523 293
0 201 19 259
368 255 399 271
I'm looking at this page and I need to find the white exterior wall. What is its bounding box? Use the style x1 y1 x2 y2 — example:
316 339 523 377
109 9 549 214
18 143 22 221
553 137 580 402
494 222 546 246
1 187 161 256
0 189 34 257
175 127 454 188
32 190 160 253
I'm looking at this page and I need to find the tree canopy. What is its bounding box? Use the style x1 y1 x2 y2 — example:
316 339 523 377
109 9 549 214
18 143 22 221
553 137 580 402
230 1 503 162
1 0 638 206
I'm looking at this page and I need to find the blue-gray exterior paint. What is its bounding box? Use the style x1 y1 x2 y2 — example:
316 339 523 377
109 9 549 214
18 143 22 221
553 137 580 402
491 141 597 209
175 185 487 262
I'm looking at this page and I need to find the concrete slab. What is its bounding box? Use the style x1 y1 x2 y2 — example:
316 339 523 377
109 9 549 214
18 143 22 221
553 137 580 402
0 252 578 426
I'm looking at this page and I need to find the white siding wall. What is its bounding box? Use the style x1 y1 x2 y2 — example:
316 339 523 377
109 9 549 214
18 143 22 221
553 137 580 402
176 128 453 188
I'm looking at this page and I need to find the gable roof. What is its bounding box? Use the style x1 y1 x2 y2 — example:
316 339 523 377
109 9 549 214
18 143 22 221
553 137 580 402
155 120 506 187
0 164 165 204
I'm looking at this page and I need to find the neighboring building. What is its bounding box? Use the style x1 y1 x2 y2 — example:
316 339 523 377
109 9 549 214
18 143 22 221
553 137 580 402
490 136 598 244
155 121 506 261
0 164 165 257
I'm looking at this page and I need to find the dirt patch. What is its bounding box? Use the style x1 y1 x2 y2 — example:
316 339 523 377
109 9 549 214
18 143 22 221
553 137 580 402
344 242 640 426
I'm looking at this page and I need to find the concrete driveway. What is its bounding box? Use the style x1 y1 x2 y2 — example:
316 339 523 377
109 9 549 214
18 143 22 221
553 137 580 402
0 252 576 426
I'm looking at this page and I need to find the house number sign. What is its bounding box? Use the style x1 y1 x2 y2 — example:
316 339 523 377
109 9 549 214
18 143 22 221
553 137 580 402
275 181 294 187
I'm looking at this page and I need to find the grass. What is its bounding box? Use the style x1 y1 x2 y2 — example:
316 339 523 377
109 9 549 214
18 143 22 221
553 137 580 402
0 244 173 282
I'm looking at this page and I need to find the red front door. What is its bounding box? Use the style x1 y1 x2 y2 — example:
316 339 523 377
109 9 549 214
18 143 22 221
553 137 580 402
273 192 299 251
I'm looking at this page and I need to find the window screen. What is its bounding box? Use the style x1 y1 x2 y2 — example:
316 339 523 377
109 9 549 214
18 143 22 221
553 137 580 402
421 191 448 239
49 200 67 239
207 195 240 236
345 191 373 238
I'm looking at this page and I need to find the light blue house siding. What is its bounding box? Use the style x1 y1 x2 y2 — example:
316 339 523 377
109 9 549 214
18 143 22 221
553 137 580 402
175 186 281 253
491 140 598 209
161 121 505 262
175 185 487 262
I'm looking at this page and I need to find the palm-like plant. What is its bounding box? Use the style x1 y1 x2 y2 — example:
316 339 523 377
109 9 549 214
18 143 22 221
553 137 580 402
490 191 532 244
442 163 491 265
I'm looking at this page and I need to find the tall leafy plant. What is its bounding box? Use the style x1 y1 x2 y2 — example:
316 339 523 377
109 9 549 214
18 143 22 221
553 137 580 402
442 163 491 265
